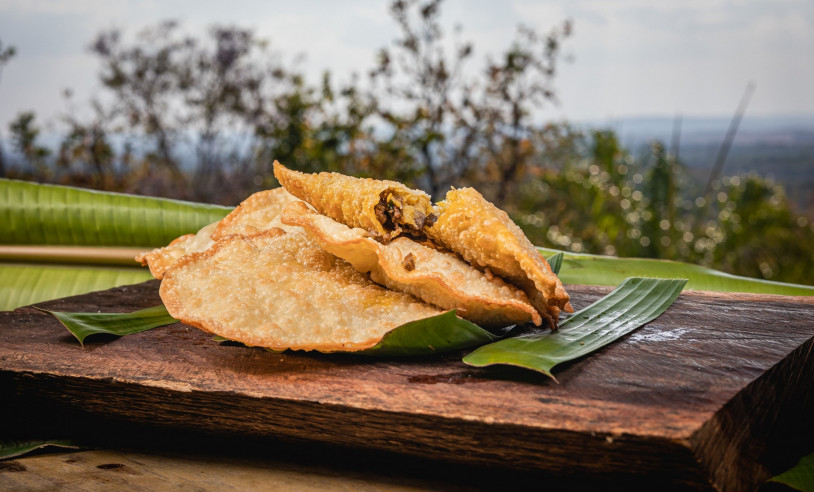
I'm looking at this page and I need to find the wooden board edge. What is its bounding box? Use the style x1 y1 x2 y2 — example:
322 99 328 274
1 370 716 488
690 335 814 492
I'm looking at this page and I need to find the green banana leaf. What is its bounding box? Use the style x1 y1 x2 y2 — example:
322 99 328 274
539 247 814 296
463 278 687 378
0 263 152 312
0 440 81 461
37 305 177 346
1 179 231 311
1 178 231 247
361 310 498 356
769 451 814 491
547 251 564 275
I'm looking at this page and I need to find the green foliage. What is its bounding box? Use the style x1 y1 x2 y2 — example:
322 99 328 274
0 264 152 312
770 451 814 491
515 131 814 285
539 247 814 296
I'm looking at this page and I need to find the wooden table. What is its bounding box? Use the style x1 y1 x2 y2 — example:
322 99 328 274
1 280 813 491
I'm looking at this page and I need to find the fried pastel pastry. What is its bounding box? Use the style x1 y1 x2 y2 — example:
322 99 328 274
273 161 435 241
136 221 218 279
282 201 542 328
160 228 444 352
426 187 572 326
212 187 300 240
136 188 300 279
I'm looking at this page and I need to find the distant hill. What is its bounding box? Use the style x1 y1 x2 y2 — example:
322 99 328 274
584 115 814 218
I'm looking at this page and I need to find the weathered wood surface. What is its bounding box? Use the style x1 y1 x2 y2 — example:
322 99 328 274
0 448 441 492
1 280 813 491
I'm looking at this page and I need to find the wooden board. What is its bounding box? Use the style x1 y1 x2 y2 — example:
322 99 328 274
1 280 813 491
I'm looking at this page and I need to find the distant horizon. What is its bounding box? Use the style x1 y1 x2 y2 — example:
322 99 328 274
3 111 813 141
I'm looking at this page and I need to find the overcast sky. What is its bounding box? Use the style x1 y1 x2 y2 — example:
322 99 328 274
0 0 812 132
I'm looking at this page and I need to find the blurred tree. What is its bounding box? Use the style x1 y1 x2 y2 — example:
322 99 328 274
369 0 571 203
89 21 189 185
369 0 475 197
640 141 680 258
58 96 118 190
86 21 309 203
475 22 572 206
0 39 17 177
703 174 814 284
9 112 51 177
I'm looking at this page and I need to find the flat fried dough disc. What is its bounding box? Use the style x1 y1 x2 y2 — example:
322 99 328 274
426 187 572 326
159 228 444 352
212 187 300 240
136 221 218 279
282 201 542 328
273 161 434 241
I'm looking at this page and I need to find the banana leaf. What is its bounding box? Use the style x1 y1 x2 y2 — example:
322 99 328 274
547 251 563 275
538 247 814 296
463 277 687 378
0 178 231 247
362 310 498 356
0 263 152 312
36 305 177 346
0 179 231 311
0 440 81 461
769 451 814 492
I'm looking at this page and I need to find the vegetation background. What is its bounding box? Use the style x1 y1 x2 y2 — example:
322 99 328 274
1 0 813 285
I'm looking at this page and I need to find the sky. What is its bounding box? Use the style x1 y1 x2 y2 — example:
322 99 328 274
0 0 812 132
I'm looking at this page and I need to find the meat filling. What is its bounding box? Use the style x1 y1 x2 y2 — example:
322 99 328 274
374 191 437 241
402 252 416 272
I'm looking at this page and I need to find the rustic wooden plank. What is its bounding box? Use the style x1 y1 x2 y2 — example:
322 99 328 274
1 280 813 491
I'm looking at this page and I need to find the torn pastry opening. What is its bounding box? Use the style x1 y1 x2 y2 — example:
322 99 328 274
374 190 437 241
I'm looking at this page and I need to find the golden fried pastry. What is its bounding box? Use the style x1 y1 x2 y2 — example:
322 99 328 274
426 187 572 326
160 228 444 352
136 221 218 279
282 201 542 327
137 188 302 278
273 161 434 241
212 187 300 240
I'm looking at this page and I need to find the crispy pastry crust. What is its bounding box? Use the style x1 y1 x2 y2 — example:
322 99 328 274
274 161 434 241
282 201 542 327
426 187 572 326
212 187 300 240
135 221 218 279
160 228 443 352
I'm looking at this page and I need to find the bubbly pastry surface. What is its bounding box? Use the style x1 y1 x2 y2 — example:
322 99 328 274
212 187 300 240
426 187 572 325
282 201 542 327
274 161 434 241
136 221 219 279
160 229 444 352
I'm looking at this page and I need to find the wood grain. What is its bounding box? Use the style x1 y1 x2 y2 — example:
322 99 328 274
1 280 813 491
0 448 447 492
